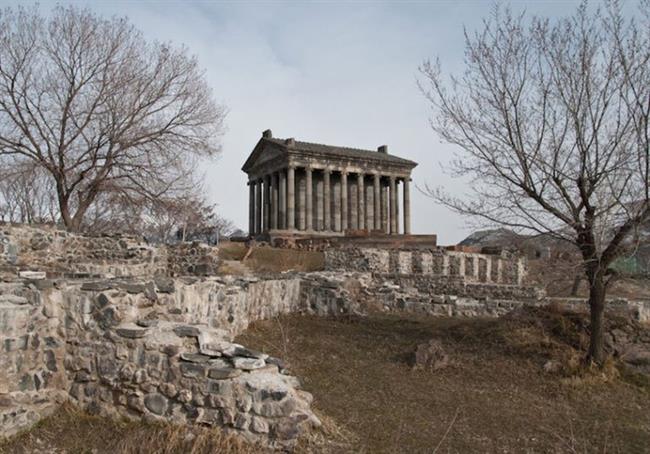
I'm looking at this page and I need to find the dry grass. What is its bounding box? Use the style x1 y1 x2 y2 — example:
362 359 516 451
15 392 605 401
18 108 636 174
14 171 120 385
0 403 263 454
217 242 324 274
237 311 650 454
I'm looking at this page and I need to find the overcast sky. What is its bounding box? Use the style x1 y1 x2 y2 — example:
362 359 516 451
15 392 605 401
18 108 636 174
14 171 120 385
4 0 594 243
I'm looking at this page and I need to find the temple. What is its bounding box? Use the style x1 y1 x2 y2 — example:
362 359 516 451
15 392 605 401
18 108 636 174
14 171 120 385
242 130 417 238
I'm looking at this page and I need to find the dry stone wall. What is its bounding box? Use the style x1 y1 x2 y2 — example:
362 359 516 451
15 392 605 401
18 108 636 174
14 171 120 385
0 225 218 279
0 272 359 447
325 247 527 285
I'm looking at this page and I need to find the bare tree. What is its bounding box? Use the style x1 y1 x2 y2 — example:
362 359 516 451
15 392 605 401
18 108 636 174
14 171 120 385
79 181 237 245
420 1 649 365
0 158 58 223
0 5 226 231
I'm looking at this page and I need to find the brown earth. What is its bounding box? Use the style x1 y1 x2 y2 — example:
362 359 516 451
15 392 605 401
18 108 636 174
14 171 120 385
238 310 650 454
217 241 324 274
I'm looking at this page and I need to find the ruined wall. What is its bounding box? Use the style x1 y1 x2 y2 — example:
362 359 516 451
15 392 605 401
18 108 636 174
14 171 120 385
0 225 218 279
324 247 527 286
0 282 68 434
0 272 358 446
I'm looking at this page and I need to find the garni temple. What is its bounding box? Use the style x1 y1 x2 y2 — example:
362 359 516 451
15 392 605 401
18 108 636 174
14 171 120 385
242 130 418 240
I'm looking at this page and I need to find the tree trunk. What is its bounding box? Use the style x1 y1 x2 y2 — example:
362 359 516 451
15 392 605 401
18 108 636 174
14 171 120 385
59 198 73 231
586 273 607 365
570 275 581 296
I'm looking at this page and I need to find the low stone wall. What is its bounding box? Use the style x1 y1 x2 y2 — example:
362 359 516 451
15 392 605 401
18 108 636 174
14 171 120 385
3 269 648 447
0 272 359 447
325 247 527 285
0 225 218 279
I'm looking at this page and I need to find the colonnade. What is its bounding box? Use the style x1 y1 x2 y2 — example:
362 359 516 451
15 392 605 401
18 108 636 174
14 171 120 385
248 166 411 235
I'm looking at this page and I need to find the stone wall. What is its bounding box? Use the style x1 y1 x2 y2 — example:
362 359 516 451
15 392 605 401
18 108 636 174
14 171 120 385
0 225 218 279
2 269 648 446
0 272 358 447
0 282 68 434
324 247 527 285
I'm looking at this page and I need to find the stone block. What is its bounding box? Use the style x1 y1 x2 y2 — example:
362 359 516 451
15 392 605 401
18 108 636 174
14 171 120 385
180 363 205 378
232 357 266 371
207 367 241 380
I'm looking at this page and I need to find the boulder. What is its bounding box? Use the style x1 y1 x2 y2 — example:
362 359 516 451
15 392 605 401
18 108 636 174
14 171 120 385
413 339 449 371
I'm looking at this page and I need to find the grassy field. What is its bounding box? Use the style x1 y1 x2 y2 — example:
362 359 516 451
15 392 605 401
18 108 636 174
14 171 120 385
238 310 650 453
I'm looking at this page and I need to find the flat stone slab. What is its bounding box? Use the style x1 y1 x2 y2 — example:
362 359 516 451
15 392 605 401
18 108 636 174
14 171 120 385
173 325 201 337
208 367 242 380
116 326 148 339
180 353 213 363
18 271 47 280
81 281 114 291
232 357 266 371
0 294 29 305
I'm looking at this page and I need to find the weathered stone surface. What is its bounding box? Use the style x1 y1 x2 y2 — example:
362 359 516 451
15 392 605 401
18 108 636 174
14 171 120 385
155 276 175 293
232 357 266 371
173 325 200 338
265 356 287 372
18 271 47 280
81 281 113 291
116 326 148 339
144 393 168 415
180 363 206 378
180 353 213 363
208 367 242 380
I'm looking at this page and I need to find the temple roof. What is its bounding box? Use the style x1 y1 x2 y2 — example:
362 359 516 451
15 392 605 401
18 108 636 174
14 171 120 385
242 131 418 173
263 137 417 165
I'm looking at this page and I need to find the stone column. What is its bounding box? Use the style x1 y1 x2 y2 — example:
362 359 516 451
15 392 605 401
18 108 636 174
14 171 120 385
271 172 279 230
305 167 313 231
279 170 286 230
323 170 331 231
374 174 381 230
298 170 306 230
333 176 341 231
341 171 348 231
395 179 400 234
287 166 295 230
381 183 390 233
389 176 397 234
365 181 373 230
403 177 411 235
350 176 358 229
263 175 271 232
255 178 262 234
316 173 323 231
357 173 365 230
248 180 255 236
